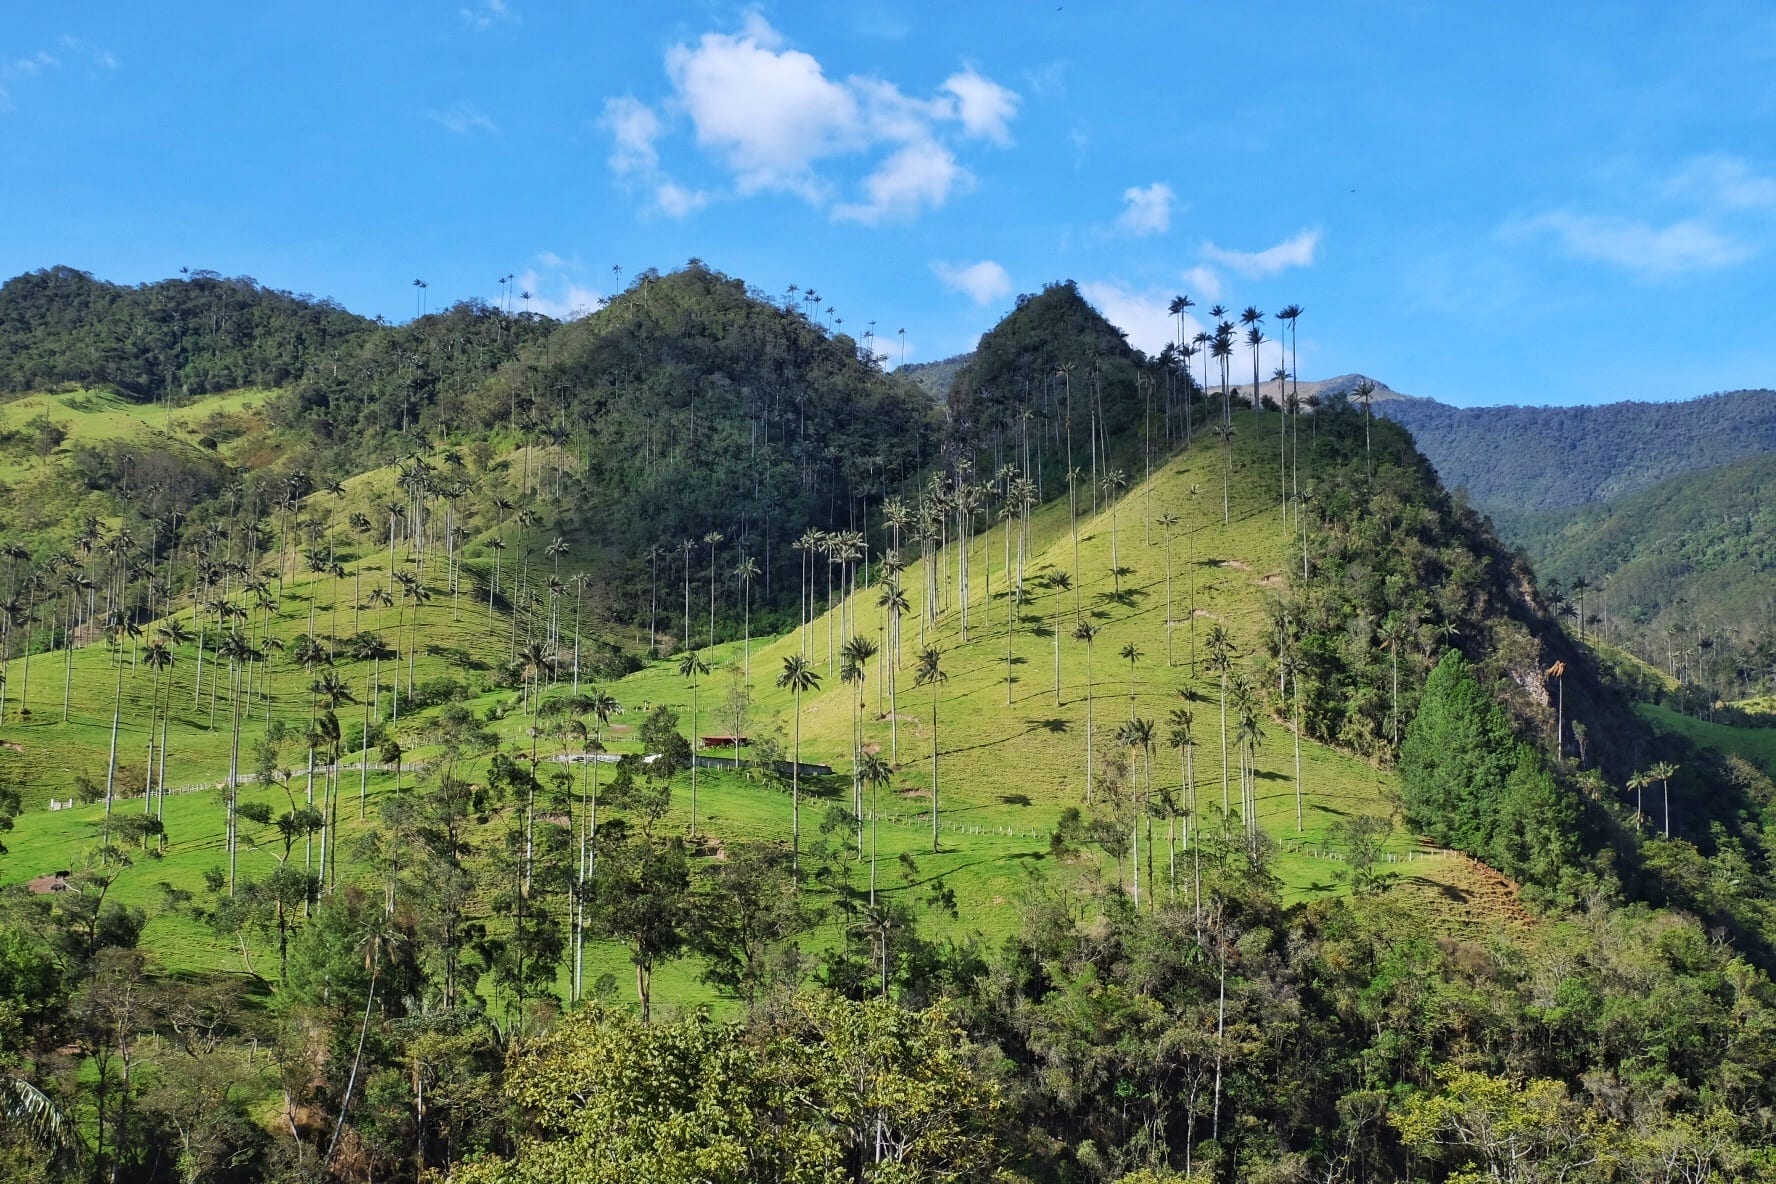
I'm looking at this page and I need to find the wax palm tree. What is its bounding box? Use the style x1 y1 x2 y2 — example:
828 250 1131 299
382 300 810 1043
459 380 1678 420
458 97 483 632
677 650 710 837
1278 304 1303 503
913 646 947 853
1074 620 1099 802
98 620 129 860
395 572 429 698
1205 624 1234 833
1279 651 1306 832
1120 642 1143 713
877 577 909 762
1546 659 1568 756
859 750 893 905
1355 379 1377 479
1168 705 1198 906
1213 423 1236 525
1626 769 1649 826
1650 760 1679 838
1210 318 1234 426
1234 684 1265 848
570 686 621 998
1116 716 1157 906
703 531 724 650
733 555 759 684
219 630 264 893
486 537 506 610
141 639 174 823
1241 309 1266 425
1156 512 1180 666
1102 469 1128 590
776 654 822 877
841 634 879 850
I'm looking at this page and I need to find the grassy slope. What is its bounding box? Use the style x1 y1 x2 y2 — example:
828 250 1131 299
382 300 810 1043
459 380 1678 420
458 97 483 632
0 408 1506 998
0 387 274 480
1637 701 1776 778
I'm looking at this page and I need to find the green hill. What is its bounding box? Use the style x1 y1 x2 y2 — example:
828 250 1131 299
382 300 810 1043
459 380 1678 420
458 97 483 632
0 411 1507 980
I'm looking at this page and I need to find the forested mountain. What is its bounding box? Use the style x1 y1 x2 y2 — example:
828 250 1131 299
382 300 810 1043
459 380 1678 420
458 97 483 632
1376 387 1776 511
0 266 376 399
0 264 938 634
1360 386 1776 703
1493 451 1776 694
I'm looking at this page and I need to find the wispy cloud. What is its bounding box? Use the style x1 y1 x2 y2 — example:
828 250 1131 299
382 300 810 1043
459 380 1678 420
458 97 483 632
1663 153 1776 211
601 96 661 175
1512 210 1748 274
1180 265 1222 304
655 181 709 219
459 0 517 32
425 101 498 135
933 259 1012 305
0 39 115 113
57 38 117 70
1201 229 1320 277
1116 182 1174 236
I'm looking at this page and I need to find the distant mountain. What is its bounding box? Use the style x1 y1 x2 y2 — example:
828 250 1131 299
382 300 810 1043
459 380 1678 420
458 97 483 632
1375 388 1776 512
1493 451 1776 663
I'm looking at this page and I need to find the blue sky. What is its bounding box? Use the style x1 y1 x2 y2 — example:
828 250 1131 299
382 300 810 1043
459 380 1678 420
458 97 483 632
4 1 1774 406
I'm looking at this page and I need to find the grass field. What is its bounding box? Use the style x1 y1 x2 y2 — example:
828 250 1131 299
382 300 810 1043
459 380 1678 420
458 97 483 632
0 387 276 480
1637 701 1776 776
0 412 1513 1003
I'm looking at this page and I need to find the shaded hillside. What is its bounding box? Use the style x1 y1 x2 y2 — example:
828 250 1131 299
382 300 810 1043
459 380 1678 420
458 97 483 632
1377 388 1776 511
946 280 1154 476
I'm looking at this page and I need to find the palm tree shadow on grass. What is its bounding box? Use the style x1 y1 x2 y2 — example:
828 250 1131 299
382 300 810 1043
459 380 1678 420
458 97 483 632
934 717 1070 759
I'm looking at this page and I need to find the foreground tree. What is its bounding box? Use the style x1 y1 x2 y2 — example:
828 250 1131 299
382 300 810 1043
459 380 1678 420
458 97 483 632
464 992 1016 1184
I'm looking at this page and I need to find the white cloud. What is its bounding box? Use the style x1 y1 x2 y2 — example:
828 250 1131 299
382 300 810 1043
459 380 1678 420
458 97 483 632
934 259 1012 306
664 20 860 198
1201 229 1320 277
617 14 1013 223
601 96 662 175
425 100 497 135
941 68 1018 145
835 141 967 223
516 266 602 321
1181 265 1222 303
655 181 709 218
1516 211 1747 274
460 0 517 30
1080 281 1187 355
1663 154 1776 210
1117 182 1174 236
